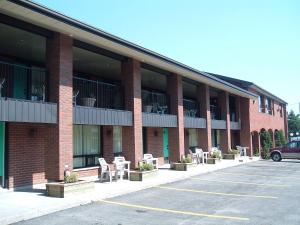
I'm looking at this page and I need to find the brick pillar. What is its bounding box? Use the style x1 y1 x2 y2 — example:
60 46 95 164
197 84 212 151
219 91 231 152
121 59 142 168
46 33 73 181
167 73 185 162
240 97 253 156
102 126 114 163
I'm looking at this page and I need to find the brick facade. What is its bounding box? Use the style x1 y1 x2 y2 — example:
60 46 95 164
7 123 54 188
167 73 185 162
145 128 165 165
121 59 143 168
219 91 231 152
197 84 212 150
46 33 73 180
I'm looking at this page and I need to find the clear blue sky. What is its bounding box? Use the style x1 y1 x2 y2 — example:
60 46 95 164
35 0 300 113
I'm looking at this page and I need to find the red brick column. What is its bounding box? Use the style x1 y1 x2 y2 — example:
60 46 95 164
46 33 73 181
167 73 185 162
240 97 253 156
219 91 231 152
197 84 212 151
121 59 142 168
102 126 114 163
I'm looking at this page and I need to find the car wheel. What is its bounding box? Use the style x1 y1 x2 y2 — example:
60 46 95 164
272 152 282 162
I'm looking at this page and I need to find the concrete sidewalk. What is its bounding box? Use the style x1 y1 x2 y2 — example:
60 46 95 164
0 157 259 225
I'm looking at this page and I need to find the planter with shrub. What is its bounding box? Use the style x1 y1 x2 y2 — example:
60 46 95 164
171 155 197 171
207 151 222 164
46 172 95 198
223 149 240 160
130 163 158 181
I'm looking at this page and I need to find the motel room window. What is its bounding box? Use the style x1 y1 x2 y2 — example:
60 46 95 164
258 96 263 112
188 129 198 148
266 98 272 115
73 125 101 169
113 126 122 156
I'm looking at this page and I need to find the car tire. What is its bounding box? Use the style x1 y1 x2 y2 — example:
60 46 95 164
271 152 282 162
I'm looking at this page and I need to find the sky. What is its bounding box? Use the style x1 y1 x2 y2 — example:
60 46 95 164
35 0 300 113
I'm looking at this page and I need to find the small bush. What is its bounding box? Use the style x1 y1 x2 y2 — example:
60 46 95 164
228 149 239 155
64 172 78 183
139 163 154 171
275 130 287 147
181 155 192 163
254 148 260 157
260 131 273 159
210 151 221 159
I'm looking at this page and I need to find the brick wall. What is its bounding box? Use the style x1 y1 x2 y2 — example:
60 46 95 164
219 91 231 153
7 123 54 188
197 84 212 150
145 127 164 165
46 33 73 180
167 73 185 162
122 59 143 168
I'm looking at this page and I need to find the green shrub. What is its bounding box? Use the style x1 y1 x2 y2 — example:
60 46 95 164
260 131 273 159
253 148 260 157
210 151 221 159
181 155 192 163
64 172 78 183
138 163 154 171
228 149 239 155
275 130 287 147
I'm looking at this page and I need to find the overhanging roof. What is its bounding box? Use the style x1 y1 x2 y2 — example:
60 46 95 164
210 73 287 104
0 0 258 99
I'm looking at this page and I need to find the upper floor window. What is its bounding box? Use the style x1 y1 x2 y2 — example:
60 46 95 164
265 98 272 115
258 96 263 112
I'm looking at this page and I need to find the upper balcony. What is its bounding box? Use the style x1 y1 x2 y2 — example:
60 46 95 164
73 76 132 126
141 89 177 127
0 61 57 123
183 98 206 129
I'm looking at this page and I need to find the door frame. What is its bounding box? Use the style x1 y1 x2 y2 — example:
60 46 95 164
163 128 169 160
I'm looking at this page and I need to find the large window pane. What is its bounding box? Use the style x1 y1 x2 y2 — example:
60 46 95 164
189 129 198 148
113 126 122 155
73 125 101 169
83 125 100 155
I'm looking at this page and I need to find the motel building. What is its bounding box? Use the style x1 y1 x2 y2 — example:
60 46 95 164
0 0 288 189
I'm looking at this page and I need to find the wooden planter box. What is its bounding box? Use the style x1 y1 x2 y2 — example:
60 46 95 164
46 180 95 198
223 154 240 160
171 162 197 171
130 169 158 181
206 158 221 164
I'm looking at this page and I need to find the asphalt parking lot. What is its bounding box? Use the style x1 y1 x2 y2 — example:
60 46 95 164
14 160 300 225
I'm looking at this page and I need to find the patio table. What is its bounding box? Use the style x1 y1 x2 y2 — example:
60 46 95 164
113 160 131 180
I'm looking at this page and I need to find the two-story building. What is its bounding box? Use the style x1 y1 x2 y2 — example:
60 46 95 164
0 0 287 189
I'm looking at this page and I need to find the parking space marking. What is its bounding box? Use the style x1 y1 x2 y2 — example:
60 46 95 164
156 186 278 199
98 199 250 221
215 172 300 180
191 178 290 187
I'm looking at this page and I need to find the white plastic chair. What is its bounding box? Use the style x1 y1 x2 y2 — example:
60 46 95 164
236 146 247 156
141 154 158 169
98 158 117 183
189 149 200 164
195 148 205 164
113 156 131 180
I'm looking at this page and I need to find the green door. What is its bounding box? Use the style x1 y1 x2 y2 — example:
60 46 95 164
0 122 5 186
13 65 28 99
163 128 169 159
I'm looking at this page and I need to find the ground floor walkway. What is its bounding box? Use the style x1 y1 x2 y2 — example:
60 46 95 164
16 159 300 225
1 157 258 225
